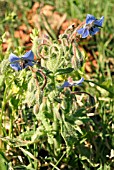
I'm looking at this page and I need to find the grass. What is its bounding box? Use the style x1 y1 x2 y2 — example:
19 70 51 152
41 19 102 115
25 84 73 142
0 0 114 169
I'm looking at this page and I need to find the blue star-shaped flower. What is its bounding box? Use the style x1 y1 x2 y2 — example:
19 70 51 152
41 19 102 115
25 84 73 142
60 77 84 88
77 14 104 38
9 50 35 71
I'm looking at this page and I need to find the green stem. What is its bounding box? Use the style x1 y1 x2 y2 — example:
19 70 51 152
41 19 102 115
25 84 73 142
0 89 12 135
51 151 66 170
9 109 14 138
52 74 56 89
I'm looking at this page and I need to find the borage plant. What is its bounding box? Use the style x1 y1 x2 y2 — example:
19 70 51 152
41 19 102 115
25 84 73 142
1 14 104 169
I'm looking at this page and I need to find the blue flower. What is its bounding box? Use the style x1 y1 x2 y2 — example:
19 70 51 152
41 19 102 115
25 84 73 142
9 50 35 71
77 14 104 38
60 77 84 88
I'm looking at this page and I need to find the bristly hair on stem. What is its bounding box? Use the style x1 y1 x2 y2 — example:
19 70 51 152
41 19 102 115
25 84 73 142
30 67 47 91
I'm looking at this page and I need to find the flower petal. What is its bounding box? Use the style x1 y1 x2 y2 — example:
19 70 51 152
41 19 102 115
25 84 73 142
24 61 34 69
22 50 34 61
27 61 34 66
90 27 100 35
9 53 20 63
10 63 22 71
86 14 96 25
60 78 84 88
82 28 89 38
77 28 85 35
77 28 89 38
61 81 71 88
94 16 104 27
73 77 84 86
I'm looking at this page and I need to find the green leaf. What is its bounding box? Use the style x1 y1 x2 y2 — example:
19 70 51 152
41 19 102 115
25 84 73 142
55 67 74 75
0 152 8 170
14 165 35 170
10 97 19 109
0 75 4 87
101 79 112 88
19 147 38 161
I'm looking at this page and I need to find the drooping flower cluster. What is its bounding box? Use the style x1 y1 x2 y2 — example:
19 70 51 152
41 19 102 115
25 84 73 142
8 14 104 89
77 14 104 38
